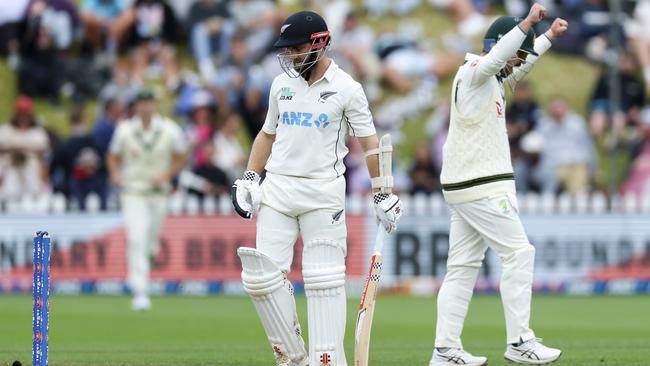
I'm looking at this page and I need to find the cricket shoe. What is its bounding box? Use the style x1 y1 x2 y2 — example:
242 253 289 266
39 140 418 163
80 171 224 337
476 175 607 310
430 348 488 366
504 338 561 364
131 295 151 311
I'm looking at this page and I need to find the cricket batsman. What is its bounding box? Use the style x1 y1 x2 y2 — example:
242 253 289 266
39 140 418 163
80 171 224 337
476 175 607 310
430 3 569 366
231 11 403 366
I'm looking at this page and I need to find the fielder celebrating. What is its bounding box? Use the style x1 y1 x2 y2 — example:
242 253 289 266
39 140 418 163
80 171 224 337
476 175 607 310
431 4 568 366
232 11 402 366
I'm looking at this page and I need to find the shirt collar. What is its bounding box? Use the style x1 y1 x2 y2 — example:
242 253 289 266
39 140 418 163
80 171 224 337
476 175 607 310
322 59 338 83
134 115 162 131
465 53 480 61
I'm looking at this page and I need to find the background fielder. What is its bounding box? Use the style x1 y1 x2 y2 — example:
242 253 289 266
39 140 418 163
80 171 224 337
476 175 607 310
107 89 188 311
430 3 569 366
232 11 402 366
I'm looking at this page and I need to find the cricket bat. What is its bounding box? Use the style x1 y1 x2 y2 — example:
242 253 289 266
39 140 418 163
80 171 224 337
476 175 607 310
354 134 392 366
354 226 387 366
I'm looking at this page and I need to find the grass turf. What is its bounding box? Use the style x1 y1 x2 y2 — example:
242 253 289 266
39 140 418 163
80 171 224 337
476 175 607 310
1 295 649 365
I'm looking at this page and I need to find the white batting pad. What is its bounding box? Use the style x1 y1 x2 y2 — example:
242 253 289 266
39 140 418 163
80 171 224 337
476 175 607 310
302 239 347 366
238 247 307 363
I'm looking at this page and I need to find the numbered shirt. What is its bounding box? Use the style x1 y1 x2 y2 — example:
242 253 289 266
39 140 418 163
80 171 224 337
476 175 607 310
262 60 376 179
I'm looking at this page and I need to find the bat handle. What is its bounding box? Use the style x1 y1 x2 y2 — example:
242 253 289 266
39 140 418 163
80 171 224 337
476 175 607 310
373 225 386 254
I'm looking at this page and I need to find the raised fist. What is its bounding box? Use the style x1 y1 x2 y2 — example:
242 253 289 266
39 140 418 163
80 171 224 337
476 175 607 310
546 18 569 39
525 3 546 24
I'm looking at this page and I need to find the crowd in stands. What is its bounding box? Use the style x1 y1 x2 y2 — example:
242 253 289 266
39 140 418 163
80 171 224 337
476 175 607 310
0 0 650 211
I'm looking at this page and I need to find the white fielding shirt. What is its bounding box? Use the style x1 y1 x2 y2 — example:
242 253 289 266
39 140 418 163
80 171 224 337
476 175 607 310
441 25 552 203
262 60 376 179
110 115 187 194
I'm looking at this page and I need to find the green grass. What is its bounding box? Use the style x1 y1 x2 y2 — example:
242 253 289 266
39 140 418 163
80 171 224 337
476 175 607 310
1 295 649 365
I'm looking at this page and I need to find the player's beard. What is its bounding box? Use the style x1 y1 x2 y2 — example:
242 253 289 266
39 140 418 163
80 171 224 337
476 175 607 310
295 52 319 81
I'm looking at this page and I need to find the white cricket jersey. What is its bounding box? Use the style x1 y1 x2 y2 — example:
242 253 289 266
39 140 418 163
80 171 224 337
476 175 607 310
262 60 376 179
109 114 187 194
441 26 552 203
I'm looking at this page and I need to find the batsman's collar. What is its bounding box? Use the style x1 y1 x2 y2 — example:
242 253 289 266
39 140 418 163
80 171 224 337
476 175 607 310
322 59 338 83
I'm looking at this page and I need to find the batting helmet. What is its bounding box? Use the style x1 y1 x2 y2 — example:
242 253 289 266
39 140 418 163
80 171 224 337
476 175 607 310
275 11 331 79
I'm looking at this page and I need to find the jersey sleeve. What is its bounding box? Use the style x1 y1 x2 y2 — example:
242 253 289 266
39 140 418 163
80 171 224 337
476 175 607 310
468 25 527 87
506 34 553 84
261 78 280 135
344 84 376 137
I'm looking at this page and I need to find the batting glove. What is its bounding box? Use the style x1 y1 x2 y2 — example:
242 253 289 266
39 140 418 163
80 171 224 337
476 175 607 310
373 193 403 233
231 170 261 219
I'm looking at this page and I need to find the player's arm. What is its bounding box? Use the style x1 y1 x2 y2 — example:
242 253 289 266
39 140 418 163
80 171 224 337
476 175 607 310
507 18 569 83
231 131 275 219
246 131 276 175
356 135 380 191
154 123 190 186
470 4 546 86
106 124 125 187
231 78 279 219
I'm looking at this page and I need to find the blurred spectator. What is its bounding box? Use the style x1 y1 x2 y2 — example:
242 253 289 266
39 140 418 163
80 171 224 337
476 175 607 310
506 81 542 193
343 137 371 195
119 0 180 89
427 0 487 38
212 113 246 183
307 0 351 39
425 99 451 174
626 0 650 85
92 98 124 155
376 31 459 94
0 0 30 59
333 11 382 100
99 66 140 107
80 0 128 52
364 0 421 18
589 52 645 140
184 90 216 167
209 34 261 121
409 143 440 194
186 140 230 198
81 0 130 69
26 0 81 50
50 108 107 210
621 107 650 199
227 0 281 62
535 97 596 195
0 96 50 200
239 52 282 136
186 0 234 82
17 1 77 101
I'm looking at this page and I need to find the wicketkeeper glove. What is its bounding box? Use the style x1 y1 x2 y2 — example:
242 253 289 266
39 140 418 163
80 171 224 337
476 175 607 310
231 170 261 219
373 193 403 233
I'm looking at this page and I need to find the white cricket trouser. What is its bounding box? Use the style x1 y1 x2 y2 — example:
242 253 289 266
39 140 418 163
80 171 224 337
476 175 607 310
435 194 536 347
121 193 168 296
256 172 349 365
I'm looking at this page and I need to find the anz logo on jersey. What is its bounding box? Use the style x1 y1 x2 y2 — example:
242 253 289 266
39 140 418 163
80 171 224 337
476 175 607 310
281 111 330 129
